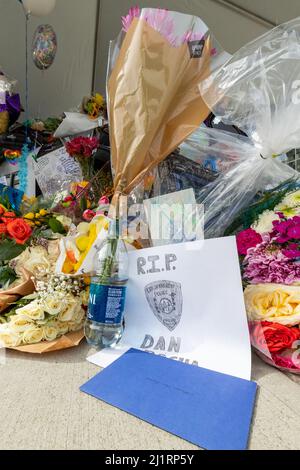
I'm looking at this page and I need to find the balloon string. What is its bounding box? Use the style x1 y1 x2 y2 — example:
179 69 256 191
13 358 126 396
20 13 30 194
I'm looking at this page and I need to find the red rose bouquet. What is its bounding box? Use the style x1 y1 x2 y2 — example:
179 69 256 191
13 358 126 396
65 136 99 181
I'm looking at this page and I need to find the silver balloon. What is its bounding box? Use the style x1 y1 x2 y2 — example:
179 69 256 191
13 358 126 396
32 24 57 70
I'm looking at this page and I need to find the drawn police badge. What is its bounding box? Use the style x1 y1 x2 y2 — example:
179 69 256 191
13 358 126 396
144 281 183 332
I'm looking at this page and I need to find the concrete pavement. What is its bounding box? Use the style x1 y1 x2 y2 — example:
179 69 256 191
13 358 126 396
0 344 299 450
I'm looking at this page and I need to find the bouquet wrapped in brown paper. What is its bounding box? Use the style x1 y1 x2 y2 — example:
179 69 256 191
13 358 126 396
108 7 229 203
0 243 87 353
0 268 34 314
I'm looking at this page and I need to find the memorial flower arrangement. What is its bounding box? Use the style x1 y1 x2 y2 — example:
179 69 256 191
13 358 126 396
0 270 88 348
236 185 300 373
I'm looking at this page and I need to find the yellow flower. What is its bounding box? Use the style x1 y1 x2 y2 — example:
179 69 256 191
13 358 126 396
76 235 90 252
94 93 104 107
25 212 35 220
35 213 41 219
244 284 300 326
39 209 48 217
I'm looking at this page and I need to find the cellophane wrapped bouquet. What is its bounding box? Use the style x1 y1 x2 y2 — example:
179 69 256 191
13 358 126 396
197 17 300 372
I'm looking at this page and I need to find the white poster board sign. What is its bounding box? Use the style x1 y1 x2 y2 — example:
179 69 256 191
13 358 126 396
88 237 251 380
32 146 82 198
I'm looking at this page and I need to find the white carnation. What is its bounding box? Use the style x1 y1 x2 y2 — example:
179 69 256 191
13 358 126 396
251 210 280 234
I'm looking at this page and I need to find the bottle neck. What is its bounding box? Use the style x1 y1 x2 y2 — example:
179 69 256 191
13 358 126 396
107 217 120 240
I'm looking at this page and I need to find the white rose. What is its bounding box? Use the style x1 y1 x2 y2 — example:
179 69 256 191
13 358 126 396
42 296 65 316
73 307 85 325
55 321 69 335
67 321 84 332
14 246 51 278
58 302 79 322
0 326 21 348
47 240 61 264
16 301 45 321
9 315 33 333
42 325 59 342
22 327 44 344
80 288 89 307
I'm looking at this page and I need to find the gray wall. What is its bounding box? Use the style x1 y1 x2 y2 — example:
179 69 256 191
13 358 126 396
1 0 300 117
0 0 98 118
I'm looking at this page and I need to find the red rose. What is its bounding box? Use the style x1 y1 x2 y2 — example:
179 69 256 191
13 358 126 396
1 211 16 225
0 224 7 235
7 218 32 245
251 321 300 354
236 229 262 256
65 137 99 159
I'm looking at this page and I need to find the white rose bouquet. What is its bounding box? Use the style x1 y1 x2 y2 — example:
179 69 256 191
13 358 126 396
0 272 88 348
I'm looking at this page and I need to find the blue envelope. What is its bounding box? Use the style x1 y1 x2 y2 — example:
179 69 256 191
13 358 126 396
81 349 257 450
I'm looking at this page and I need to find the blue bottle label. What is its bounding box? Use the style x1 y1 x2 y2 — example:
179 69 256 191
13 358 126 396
88 283 126 325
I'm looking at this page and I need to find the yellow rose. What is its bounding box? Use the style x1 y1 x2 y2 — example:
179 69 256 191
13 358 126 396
244 284 300 325
16 301 45 321
0 327 21 348
22 327 43 344
42 325 58 342
25 212 35 220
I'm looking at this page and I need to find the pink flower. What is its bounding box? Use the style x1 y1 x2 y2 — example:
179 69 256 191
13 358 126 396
282 247 300 259
98 196 110 206
83 210 96 222
144 9 175 45
236 229 262 256
122 6 140 32
181 31 205 44
243 241 300 284
272 354 300 371
65 137 99 159
273 216 300 243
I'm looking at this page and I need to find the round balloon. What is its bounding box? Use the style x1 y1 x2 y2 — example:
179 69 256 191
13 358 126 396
21 0 56 17
32 24 57 70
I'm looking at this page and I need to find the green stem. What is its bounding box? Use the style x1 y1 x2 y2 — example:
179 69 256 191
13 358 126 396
99 238 118 284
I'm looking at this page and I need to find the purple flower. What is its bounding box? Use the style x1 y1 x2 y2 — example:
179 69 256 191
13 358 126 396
243 241 300 284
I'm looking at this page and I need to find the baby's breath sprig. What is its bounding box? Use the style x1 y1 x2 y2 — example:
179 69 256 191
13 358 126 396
33 269 85 301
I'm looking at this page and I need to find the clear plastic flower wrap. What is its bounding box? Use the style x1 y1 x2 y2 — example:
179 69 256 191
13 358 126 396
0 68 20 133
199 17 300 373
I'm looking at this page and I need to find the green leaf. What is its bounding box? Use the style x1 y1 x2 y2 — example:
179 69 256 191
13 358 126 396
48 218 66 235
0 267 17 287
0 240 26 262
80 197 88 212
